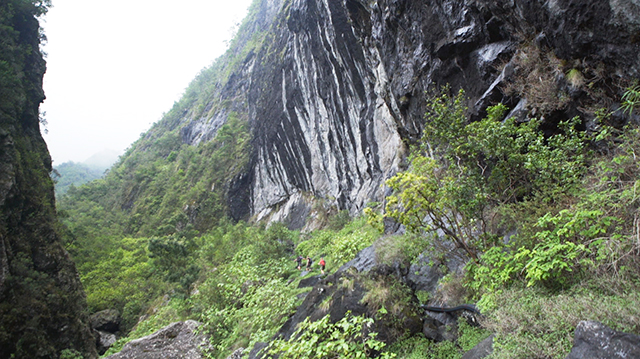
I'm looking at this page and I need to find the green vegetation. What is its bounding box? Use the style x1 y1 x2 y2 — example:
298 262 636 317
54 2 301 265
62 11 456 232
295 216 379 271
388 317 490 359
368 86 640 358
267 312 395 359
45 0 640 357
53 161 105 196
88 218 384 358
380 89 589 261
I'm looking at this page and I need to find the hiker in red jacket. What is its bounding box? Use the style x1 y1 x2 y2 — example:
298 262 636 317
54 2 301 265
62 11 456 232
319 257 326 274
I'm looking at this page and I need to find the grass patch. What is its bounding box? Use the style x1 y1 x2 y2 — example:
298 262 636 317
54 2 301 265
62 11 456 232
483 277 640 358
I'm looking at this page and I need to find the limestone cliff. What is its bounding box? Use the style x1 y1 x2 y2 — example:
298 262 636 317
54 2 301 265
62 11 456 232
169 0 640 229
0 1 97 358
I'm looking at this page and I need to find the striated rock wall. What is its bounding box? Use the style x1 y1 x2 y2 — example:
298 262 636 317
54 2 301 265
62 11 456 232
176 0 640 228
0 2 97 358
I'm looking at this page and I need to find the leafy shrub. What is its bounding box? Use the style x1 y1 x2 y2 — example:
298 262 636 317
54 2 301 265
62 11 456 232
381 88 588 261
81 237 167 332
387 317 490 359
469 208 621 297
184 223 302 359
267 312 395 359
621 84 640 115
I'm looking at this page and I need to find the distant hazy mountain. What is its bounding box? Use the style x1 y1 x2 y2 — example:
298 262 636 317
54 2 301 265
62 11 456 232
82 149 121 171
53 149 120 196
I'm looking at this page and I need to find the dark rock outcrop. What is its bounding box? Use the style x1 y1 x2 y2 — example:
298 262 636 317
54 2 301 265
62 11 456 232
90 309 121 354
270 243 479 353
336 244 378 274
565 321 640 359
0 2 97 358
90 309 122 333
248 342 268 359
104 320 211 359
298 274 323 288
275 267 422 345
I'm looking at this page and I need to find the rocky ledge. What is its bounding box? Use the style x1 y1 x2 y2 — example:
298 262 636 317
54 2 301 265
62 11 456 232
104 320 210 359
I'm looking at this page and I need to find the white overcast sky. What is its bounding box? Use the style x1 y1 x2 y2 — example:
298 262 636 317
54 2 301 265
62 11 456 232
41 0 254 164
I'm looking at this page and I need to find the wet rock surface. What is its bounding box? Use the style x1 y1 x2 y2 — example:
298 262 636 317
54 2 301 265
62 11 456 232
298 274 322 288
336 244 377 274
275 266 423 344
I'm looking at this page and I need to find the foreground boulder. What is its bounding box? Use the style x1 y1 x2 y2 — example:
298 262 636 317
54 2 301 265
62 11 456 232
104 320 210 359
565 321 640 359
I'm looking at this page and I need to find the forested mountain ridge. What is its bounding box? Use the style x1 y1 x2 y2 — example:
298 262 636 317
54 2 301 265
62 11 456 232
0 1 97 358
53 0 640 358
53 162 106 197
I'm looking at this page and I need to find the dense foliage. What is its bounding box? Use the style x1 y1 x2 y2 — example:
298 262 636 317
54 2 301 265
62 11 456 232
369 87 640 358
97 217 380 358
378 89 589 261
53 161 105 196
267 312 394 359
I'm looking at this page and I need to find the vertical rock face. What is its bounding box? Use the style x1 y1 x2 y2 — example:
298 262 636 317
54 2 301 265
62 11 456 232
169 0 640 228
0 2 97 358
247 0 405 223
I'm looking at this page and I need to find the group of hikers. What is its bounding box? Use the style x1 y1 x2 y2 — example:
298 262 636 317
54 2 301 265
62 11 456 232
295 255 326 274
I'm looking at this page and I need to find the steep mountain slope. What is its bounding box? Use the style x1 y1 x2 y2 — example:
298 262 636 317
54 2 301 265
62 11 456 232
66 0 639 235
0 1 97 358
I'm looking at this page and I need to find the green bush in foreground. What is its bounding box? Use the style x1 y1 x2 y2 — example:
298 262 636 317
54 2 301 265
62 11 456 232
388 317 490 359
267 312 395 359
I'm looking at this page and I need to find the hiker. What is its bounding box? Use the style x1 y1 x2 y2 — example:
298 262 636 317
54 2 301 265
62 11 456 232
294 255 303 270
306 256 313 271
319 257 326 274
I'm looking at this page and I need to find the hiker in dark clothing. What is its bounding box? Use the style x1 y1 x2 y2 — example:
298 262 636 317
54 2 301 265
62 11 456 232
306 256 313 271
294 255 303 270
